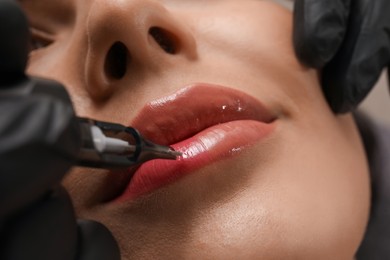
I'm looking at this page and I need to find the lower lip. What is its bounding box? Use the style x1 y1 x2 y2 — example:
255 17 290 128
114 119 275 202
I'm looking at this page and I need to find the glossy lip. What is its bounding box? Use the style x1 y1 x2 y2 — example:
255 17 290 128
113 83 276 202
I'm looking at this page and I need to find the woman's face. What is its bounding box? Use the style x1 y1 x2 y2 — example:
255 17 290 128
21 0 370 258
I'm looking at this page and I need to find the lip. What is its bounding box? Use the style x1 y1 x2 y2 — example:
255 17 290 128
114 83 276 202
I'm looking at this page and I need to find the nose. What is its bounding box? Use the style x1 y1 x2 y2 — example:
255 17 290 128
85 0 196 100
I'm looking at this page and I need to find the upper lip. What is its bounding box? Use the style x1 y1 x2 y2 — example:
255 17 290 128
130 83 275 145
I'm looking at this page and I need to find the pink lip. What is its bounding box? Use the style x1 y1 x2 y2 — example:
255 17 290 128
114 84 276 201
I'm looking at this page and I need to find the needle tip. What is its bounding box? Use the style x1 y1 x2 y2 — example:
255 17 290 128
169 148 182 158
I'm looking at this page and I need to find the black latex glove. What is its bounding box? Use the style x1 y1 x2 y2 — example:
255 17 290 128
0 1 120 259
0 82 120 260
293 0 390 113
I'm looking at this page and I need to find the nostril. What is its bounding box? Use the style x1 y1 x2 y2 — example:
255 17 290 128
104 42 129 80
149 27 178 54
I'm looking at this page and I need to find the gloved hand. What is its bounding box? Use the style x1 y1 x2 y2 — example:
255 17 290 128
0 1 120 259
0 80 120 260
293 0 390 113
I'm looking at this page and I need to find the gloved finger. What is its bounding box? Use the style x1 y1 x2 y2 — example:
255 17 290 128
0 96 78 216
76 220 120 260
1 187 78 260
0 0 29 79
293 0 351 68
322 0 390 113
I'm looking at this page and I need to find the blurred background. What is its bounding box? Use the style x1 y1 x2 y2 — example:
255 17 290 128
361 71 390 125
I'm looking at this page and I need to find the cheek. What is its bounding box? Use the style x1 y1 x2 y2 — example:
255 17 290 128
200 4 295 65
256 115 370 258
194 2 309 99
62 168 94 210
62 167 108 212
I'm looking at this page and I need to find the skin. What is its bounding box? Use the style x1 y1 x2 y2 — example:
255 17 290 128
20 0 370 259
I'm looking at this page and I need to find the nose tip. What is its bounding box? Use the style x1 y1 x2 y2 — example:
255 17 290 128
84 0 196 100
